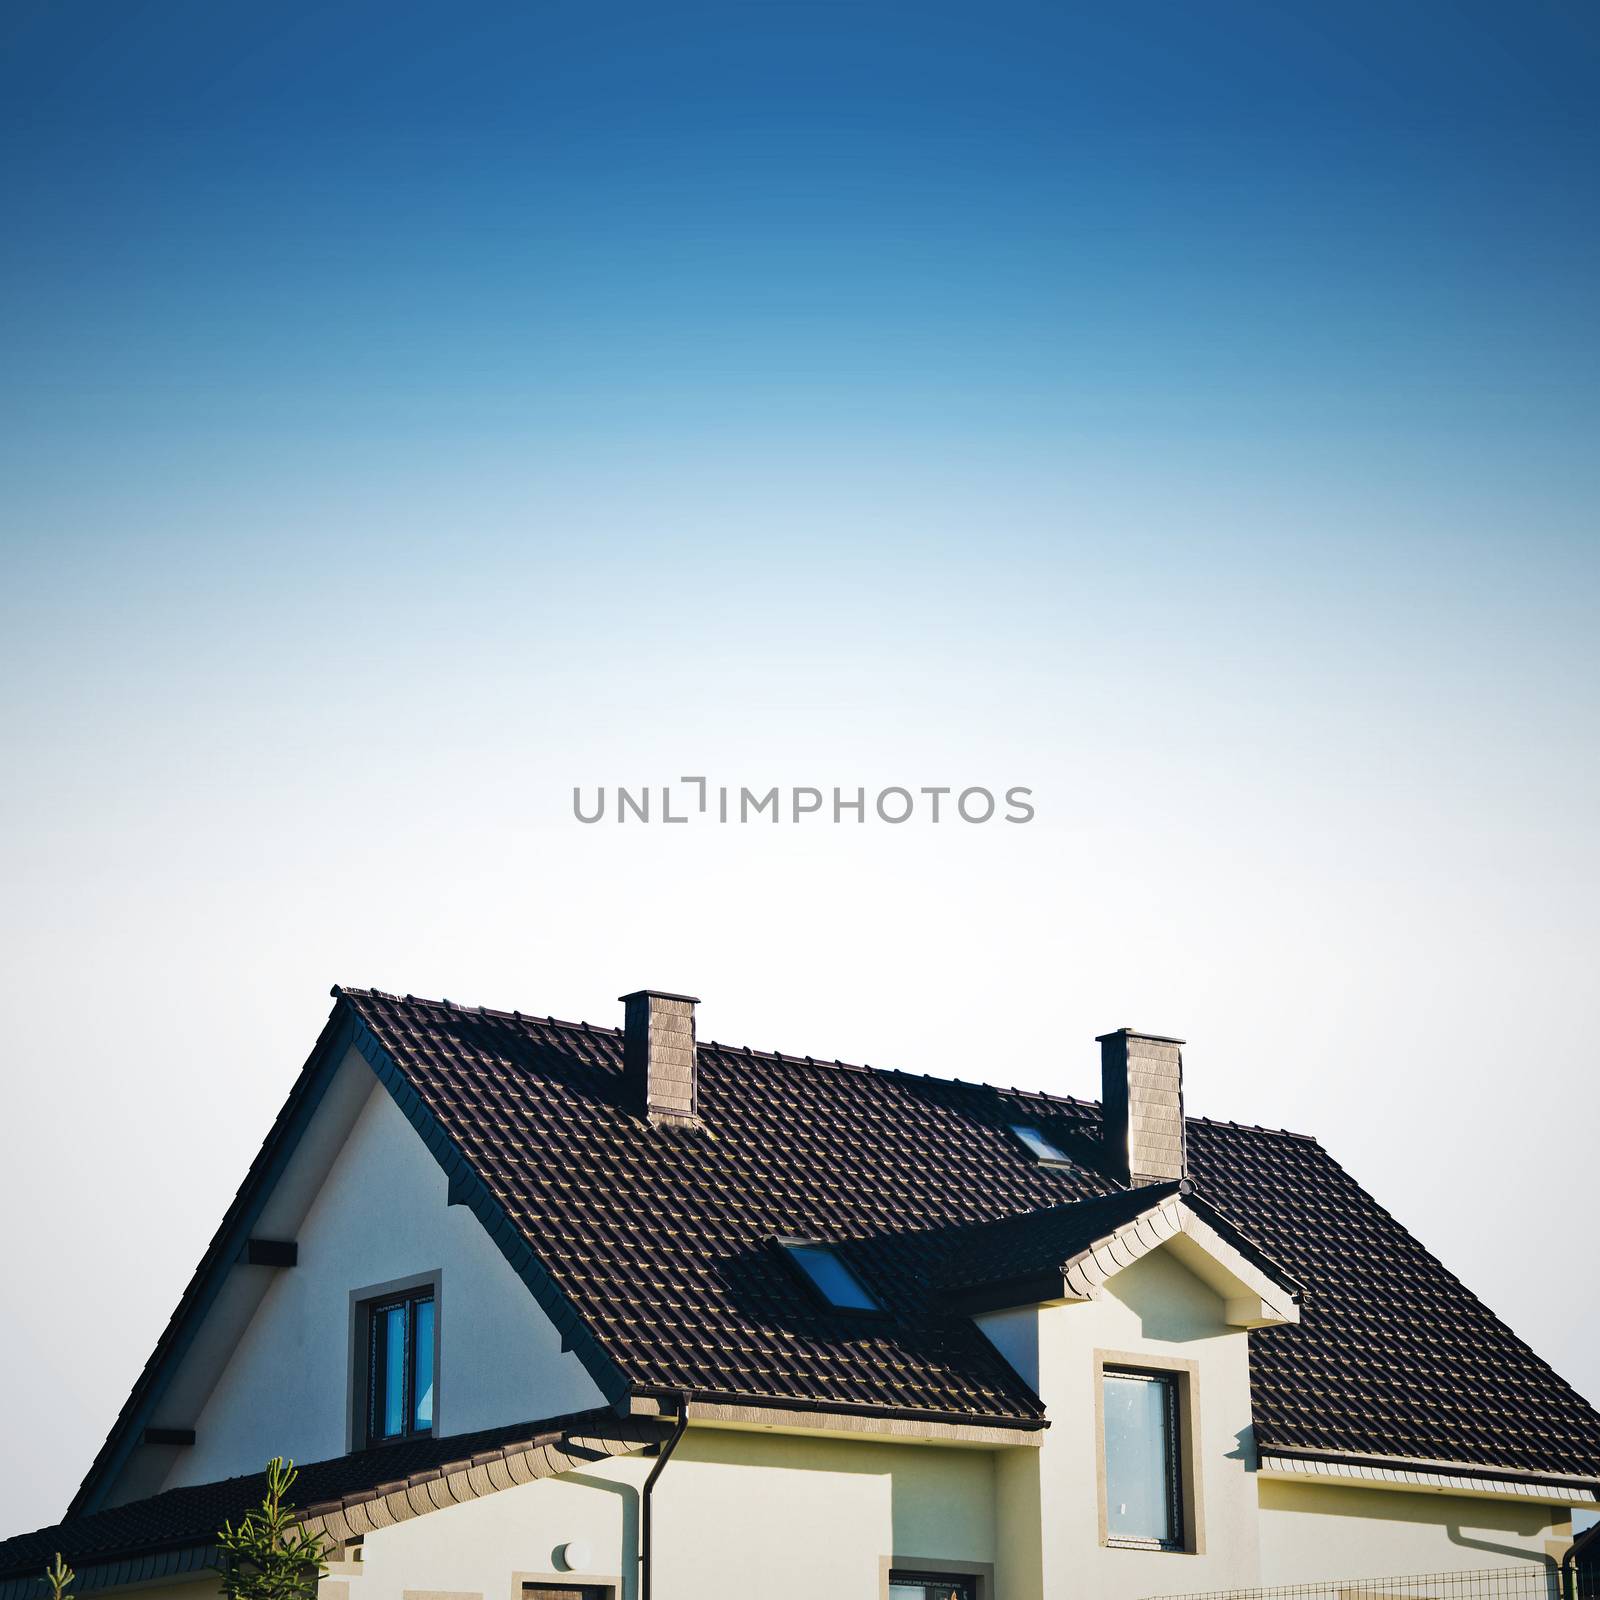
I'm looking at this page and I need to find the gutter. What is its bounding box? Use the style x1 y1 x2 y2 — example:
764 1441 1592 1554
639 1407 688 1600
0 1543 220 1600
630 1383 1047 1435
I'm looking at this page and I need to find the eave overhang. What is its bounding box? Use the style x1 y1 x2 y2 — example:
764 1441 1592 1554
628 1386 1046 1448
4 1413 673 1600
1258 1444 1600 1506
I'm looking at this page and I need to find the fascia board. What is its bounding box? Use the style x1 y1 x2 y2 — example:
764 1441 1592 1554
1258 1449 1600 1506
952 1195 1301 1325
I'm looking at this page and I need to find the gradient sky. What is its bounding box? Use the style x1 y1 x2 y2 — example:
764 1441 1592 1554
2 0 1598 1534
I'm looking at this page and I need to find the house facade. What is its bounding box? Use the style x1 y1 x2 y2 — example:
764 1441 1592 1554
2 986 1596 1600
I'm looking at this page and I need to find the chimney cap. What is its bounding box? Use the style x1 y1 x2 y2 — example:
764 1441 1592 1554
619 989 702 1004
1095 1027 1186 1045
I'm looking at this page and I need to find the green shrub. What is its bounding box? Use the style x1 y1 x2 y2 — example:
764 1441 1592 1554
216 1458 331 1600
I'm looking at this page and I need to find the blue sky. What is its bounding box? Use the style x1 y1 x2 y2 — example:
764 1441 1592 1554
1 0 1598 1530
6 1 1599 469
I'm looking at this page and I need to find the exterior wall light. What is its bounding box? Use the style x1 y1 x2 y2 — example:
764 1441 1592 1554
554 1541 592 1573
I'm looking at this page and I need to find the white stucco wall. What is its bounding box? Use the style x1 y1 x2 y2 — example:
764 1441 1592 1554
1258 1479 1564 1584
98 1433 1573 1600
349 1424 1000 1600
978 1237 1569 1599
661 1429 996 1599
348 1454 642 1600
164 1049 605 1488
983 1244 1264 1600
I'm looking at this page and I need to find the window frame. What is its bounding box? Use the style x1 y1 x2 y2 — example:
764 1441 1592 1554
773 1237 886 1316
513 1569 622 1599
367 1289 434 1443
1100 1368 1182 1549
879 1558 990 1600
349 1271 441 1451
887 1574 978 1600
1093 1350 1204 1556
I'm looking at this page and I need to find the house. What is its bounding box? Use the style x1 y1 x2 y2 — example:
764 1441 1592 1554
2 985 1597 1600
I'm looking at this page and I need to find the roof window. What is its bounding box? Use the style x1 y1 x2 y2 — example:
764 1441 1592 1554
1011 1124 1072 1165
779 1240 882 1312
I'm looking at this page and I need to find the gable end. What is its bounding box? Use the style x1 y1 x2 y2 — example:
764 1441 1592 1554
70 994 626 1518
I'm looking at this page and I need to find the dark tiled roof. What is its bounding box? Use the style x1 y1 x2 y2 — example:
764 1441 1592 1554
1186 1114 1600 1481
0 1410 659 1584
346 990 1107 1427
324 989 1600 1482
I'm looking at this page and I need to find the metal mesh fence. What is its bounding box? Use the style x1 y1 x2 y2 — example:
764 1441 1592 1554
1145 1565 1595 1600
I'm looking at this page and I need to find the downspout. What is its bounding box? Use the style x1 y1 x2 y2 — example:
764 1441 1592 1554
639 1405 688 1600
1564 1533 1589 1600
1565 1520 1598 1600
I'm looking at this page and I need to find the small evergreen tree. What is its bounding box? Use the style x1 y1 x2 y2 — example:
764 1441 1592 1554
43 1552 74 1600
216 1458 330 1600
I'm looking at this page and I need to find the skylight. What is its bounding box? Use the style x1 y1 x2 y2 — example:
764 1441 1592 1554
780 1240 882 1312
1011 1124 1071 1165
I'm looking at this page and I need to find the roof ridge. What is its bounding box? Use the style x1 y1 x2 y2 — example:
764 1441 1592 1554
332 985 1317 1138
332 984 624 1037
1189 1113 1320 1143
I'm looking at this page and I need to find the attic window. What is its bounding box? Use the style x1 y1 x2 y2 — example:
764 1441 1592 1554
1011 1124 1071 1165
358 1284 436 1445
779 1240 882 1312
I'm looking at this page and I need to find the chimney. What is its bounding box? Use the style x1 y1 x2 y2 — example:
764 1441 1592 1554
1098 1027 1186 1186
620 990 702 1128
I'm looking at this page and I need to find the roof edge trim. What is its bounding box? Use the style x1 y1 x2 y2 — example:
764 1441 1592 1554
0 1541 220 1600
3 1411 674 1598
1259 1446 1600 1502
302 1412 668 1545
629 1384 1047 1436
950 1189 1303 1325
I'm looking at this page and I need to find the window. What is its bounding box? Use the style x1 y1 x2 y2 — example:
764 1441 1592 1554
363 1287 435 1443
778 1240 882 1312
888 1575 976 1600
1010 1124 1070 1165
1102 1369 1181 1549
